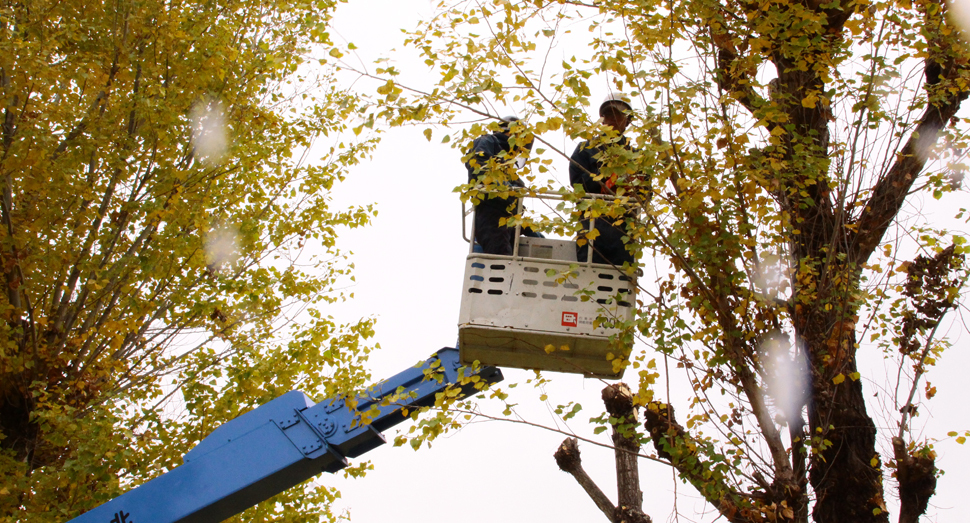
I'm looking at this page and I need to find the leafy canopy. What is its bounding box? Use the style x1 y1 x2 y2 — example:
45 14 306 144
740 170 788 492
0 0 379 520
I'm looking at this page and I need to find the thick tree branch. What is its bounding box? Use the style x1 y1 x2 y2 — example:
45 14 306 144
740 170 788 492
705 12 766 120
851 94 967 266
851 0 970 266
644 401 762 523
733 358 795 484
555 437 616 523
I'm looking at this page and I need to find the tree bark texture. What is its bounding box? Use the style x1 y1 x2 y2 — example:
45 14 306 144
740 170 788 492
805 342 886 523
893 437 938 523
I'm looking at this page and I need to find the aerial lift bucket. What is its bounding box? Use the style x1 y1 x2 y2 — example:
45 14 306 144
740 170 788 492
457 194 636 379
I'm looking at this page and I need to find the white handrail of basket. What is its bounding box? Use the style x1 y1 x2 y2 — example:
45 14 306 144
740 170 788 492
463 185 630 203
460 185 636 246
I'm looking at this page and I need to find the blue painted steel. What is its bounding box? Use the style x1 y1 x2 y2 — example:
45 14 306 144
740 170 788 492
68 348 502 523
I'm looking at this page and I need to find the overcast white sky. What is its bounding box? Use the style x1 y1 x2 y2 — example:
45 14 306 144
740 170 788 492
316 1 970 522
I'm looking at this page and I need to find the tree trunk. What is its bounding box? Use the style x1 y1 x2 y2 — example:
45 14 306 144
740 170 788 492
805 326 888 523
603 384 650 523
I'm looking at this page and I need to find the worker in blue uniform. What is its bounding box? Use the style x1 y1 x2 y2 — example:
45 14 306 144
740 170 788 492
465 116 541 255
569 92 650 266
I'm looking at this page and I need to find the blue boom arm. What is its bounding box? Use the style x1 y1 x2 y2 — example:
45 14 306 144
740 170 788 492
69 348 503 523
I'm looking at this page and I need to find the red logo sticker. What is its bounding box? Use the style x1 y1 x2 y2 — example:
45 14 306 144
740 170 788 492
562 312 578 327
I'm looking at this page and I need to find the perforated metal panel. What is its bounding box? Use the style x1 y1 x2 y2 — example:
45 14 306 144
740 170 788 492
458 238 635 379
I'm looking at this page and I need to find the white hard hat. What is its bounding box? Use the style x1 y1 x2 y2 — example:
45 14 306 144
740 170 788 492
497 115 521 133
599 91 633 117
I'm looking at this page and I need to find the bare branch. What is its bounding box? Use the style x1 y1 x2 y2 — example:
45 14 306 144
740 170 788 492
554 437 617 523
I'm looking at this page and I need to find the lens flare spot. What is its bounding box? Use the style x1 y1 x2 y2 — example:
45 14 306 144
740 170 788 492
190 98 229 167
758 333 809 424
947 0 970 41
205 225 240 274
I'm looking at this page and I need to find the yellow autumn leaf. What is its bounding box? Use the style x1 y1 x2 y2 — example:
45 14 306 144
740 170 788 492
801 92 819 108
377 80 396 95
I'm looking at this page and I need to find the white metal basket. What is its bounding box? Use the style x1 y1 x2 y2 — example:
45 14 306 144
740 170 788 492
458 234 635 379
